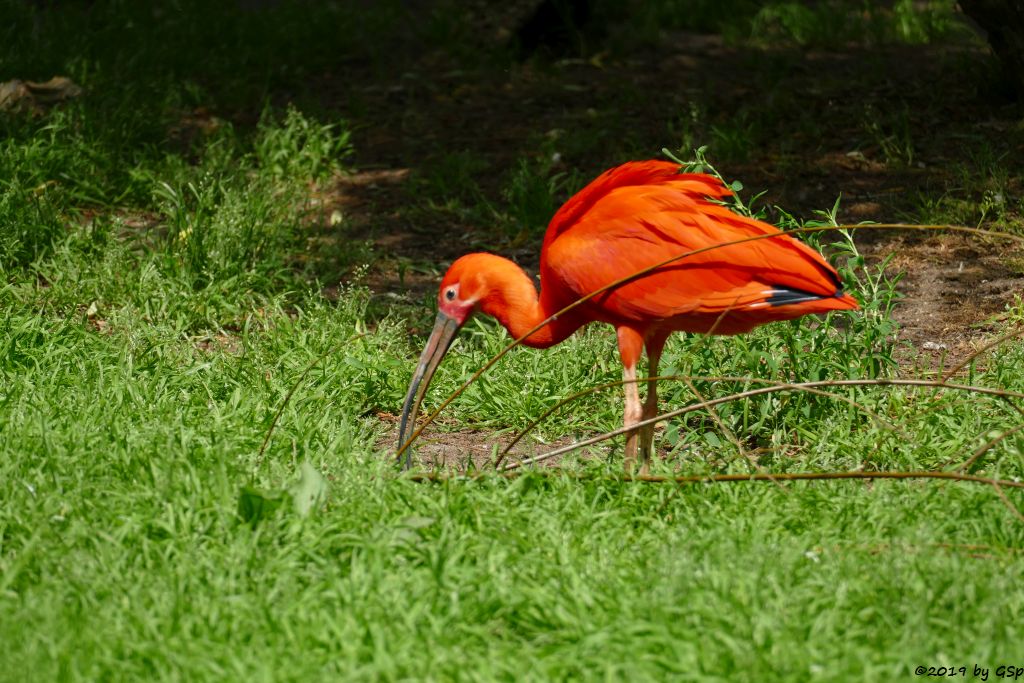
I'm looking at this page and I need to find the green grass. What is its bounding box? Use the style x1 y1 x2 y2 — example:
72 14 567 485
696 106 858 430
601 0 967 51
2 0 1024 680
3 283 1024 682
913 142 1024 233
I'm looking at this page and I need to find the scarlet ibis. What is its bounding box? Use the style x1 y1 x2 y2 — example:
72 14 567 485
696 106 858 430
398 160 858 472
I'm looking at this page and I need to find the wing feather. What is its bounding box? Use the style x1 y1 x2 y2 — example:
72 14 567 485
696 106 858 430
539 162 846 325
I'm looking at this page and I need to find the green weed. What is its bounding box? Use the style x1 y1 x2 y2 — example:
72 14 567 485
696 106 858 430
0 181 65 269
614 0 965 48
710 113 760 164
914 141 1024 232
861 104 916 168
254 106 353 183
667 102 707 161
498 157 583 240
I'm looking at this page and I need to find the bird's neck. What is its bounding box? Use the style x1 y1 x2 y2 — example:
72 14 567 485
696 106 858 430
477 258 581 349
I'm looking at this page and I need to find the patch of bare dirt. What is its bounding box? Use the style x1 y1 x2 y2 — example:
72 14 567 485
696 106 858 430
862 233 1024 359
0 75 82 114
194 333 242 354
377 414 609 470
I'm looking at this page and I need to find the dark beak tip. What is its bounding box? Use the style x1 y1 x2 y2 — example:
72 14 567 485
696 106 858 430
395 311 462 467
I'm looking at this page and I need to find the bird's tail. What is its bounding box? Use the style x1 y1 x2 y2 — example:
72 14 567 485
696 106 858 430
763 286 859 311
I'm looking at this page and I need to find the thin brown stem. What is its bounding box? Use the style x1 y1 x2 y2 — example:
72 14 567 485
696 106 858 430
678 375 784 489
941 325 1024 382
950 421 1024 474
993 482 1024 523
407 468 1024 489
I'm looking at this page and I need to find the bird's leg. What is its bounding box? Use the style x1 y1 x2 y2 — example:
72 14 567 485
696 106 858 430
638 332 669 476
616 327 645 474
621 361 642 472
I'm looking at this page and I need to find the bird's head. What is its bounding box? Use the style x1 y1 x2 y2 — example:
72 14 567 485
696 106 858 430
435 252 527 324
435 254 486 325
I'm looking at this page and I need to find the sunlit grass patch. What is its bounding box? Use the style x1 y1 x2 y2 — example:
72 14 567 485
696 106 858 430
3 101 357 330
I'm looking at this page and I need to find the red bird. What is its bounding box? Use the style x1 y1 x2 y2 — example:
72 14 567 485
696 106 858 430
398 160 858 472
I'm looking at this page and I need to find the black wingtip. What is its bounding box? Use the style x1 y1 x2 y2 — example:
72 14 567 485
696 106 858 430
765 286 845 307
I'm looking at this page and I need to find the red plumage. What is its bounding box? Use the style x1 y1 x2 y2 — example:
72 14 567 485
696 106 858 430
398 160 858 472
540 160 854 336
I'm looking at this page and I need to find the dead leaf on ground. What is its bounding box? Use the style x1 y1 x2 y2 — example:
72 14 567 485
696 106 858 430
0 76 83 113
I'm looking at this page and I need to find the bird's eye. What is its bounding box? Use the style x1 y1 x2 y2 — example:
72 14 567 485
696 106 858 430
445 288 456 301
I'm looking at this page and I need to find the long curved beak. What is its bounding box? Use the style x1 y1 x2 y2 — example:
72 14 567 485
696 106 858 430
397 311 461 469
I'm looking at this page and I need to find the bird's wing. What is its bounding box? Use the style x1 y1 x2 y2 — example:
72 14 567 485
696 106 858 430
541 167 845 322
543 160 731 250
